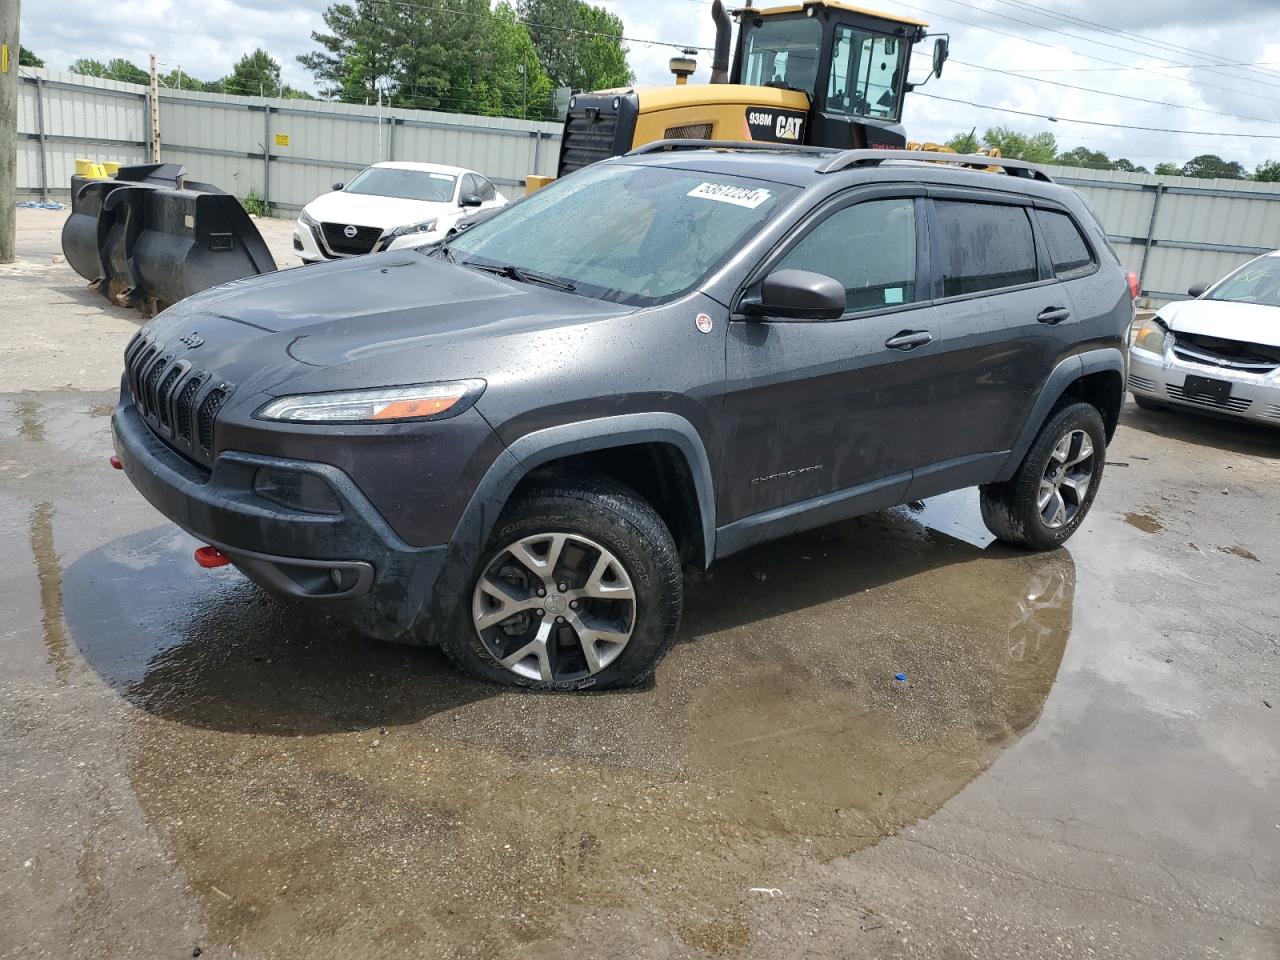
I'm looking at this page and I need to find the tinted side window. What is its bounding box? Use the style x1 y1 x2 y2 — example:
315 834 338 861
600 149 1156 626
1034 208 1094 275
476 176 497 202
934 200 1038 297
776 198 917 313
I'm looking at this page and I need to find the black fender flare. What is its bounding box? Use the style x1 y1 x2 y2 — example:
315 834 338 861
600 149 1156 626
435 413 717 611
996 347 1127 482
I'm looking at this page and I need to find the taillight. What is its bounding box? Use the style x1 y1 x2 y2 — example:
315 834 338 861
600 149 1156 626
1126 271 1140 300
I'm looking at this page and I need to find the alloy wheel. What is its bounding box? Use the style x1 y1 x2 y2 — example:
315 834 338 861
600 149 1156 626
471 532 636 683
1038 429 1095 530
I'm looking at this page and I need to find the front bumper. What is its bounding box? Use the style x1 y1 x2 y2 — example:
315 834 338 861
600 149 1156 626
111 398 448 641
293 218 443 262
1128 346 1280 426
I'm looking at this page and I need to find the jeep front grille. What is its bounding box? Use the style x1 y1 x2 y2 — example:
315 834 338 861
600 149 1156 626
124 335 232 468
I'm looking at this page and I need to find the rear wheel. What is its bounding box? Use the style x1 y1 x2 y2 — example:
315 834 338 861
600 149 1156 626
980 402 1107 550
440 476 683 690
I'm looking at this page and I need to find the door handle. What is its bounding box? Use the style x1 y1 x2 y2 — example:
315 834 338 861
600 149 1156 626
885 330 934 350
1037 306 1071 325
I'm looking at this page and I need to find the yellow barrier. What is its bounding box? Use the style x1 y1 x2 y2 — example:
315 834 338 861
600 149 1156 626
74 158 113 179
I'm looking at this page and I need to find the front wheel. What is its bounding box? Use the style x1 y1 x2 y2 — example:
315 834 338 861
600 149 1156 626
980 402 1107 550
439 476 683 690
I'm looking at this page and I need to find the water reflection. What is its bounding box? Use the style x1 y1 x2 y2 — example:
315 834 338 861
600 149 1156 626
64 501 1075 956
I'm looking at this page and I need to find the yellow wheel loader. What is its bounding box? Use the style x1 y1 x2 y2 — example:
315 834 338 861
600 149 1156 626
527 0 950 192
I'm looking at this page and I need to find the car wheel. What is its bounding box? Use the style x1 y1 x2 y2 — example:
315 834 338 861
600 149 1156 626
980 401 1107 551
439 475 683 690
1132 394 1166 411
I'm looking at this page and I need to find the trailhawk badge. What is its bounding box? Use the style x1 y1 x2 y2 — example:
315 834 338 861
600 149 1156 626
695 313 714 334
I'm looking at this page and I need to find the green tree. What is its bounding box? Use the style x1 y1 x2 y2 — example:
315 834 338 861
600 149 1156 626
944 129 979 154
1112 158 1149 174
1180 154 1245 179
519 0 632 92
1153 161 1181 177
19 46 44 67
70 58 150 84
224 48 283 97
1055 146 1112 169
472 3 553 117
1256 160 1280 182
979 126 1057 164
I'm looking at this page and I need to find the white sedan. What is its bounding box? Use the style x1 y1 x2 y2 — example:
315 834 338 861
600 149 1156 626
1129 250 1280 426
293 162 507 263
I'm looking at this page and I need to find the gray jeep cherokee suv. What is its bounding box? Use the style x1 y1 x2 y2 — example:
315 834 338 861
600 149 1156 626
112 144 1132 690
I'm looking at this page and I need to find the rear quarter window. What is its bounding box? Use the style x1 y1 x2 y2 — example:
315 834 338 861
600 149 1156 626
934 200 1038 297
1034 208 1095 276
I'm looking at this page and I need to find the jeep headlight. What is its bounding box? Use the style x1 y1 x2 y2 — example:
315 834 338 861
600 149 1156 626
1131 318 1168 355
391 218 438 237
257 380 485 423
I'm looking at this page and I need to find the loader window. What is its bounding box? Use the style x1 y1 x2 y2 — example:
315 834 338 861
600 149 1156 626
828 26 906 121
743 16 823 92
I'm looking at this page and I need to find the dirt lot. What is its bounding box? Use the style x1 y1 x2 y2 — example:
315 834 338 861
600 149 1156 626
2 207 1277 959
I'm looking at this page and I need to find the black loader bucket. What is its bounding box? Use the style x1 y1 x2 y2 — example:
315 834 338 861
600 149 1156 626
61 163 276 316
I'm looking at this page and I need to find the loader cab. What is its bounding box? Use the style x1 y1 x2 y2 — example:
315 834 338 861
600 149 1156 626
731 1 931 149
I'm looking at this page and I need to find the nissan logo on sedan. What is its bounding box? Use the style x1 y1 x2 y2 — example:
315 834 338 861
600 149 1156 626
343 224 358 239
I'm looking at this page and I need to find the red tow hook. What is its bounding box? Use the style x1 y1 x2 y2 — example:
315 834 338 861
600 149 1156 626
109 454 123 470
194 546 232 568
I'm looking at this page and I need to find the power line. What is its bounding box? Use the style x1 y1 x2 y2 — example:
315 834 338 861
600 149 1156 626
912 91 1280 139
894 0 1280 107
944 57 1280 126
975 0 1280 86
364 0 713 51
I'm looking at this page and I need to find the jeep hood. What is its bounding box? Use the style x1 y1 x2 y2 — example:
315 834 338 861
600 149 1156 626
180 251 630 368
1160 298 1280 348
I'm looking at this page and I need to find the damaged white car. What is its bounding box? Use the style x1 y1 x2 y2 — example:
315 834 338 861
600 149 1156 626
1129 250 1280 426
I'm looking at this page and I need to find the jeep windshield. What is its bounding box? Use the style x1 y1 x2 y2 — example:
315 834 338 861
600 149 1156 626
441 162 798 306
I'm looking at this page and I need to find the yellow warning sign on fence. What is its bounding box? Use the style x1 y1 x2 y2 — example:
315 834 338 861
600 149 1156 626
274 133 290 147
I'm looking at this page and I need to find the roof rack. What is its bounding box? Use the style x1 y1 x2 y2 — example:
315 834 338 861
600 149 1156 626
625 139 833 157
815 149 1054 182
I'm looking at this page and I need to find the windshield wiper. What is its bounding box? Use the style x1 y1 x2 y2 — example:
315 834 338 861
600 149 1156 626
468 262 576 292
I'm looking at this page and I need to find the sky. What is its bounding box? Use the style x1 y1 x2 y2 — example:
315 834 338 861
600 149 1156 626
19 0 1280 171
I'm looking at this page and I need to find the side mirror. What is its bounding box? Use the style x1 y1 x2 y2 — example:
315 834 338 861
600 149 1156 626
932 37 949 78
459 193 483 208
740 269 846 321
332 182 344 191
1187 281 1209 298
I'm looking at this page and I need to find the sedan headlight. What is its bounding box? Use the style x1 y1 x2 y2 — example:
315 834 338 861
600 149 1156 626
257 380 485 424
391 218 438 237
299 209 319 228
1131 318 1168 355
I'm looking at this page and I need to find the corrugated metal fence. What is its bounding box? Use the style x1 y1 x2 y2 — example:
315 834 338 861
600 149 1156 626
16 68 1280 305
1044 164 1280 306
16 67 561 213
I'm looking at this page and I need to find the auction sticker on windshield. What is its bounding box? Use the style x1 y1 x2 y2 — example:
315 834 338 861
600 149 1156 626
687 182 772 209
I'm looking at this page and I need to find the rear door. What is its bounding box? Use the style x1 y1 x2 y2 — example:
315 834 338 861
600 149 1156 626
917 191 1069 478
720 186 940 526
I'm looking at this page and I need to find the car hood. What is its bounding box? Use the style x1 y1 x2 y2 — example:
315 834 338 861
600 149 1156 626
1160 298 1280 347
302 190 455 229
152 251 630 379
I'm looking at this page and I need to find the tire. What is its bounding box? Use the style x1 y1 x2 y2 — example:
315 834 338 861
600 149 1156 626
438 474 683 691
1132 394 1166 411
980 402 1107 551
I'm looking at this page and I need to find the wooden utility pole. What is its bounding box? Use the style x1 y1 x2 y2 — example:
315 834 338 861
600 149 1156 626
149 53 160 161
0 0 20 263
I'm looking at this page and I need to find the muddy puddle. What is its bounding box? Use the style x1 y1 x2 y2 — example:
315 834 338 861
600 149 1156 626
60 493 1076 957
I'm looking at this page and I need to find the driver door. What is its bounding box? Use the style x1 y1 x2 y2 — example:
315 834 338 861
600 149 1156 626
719 187 941 534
